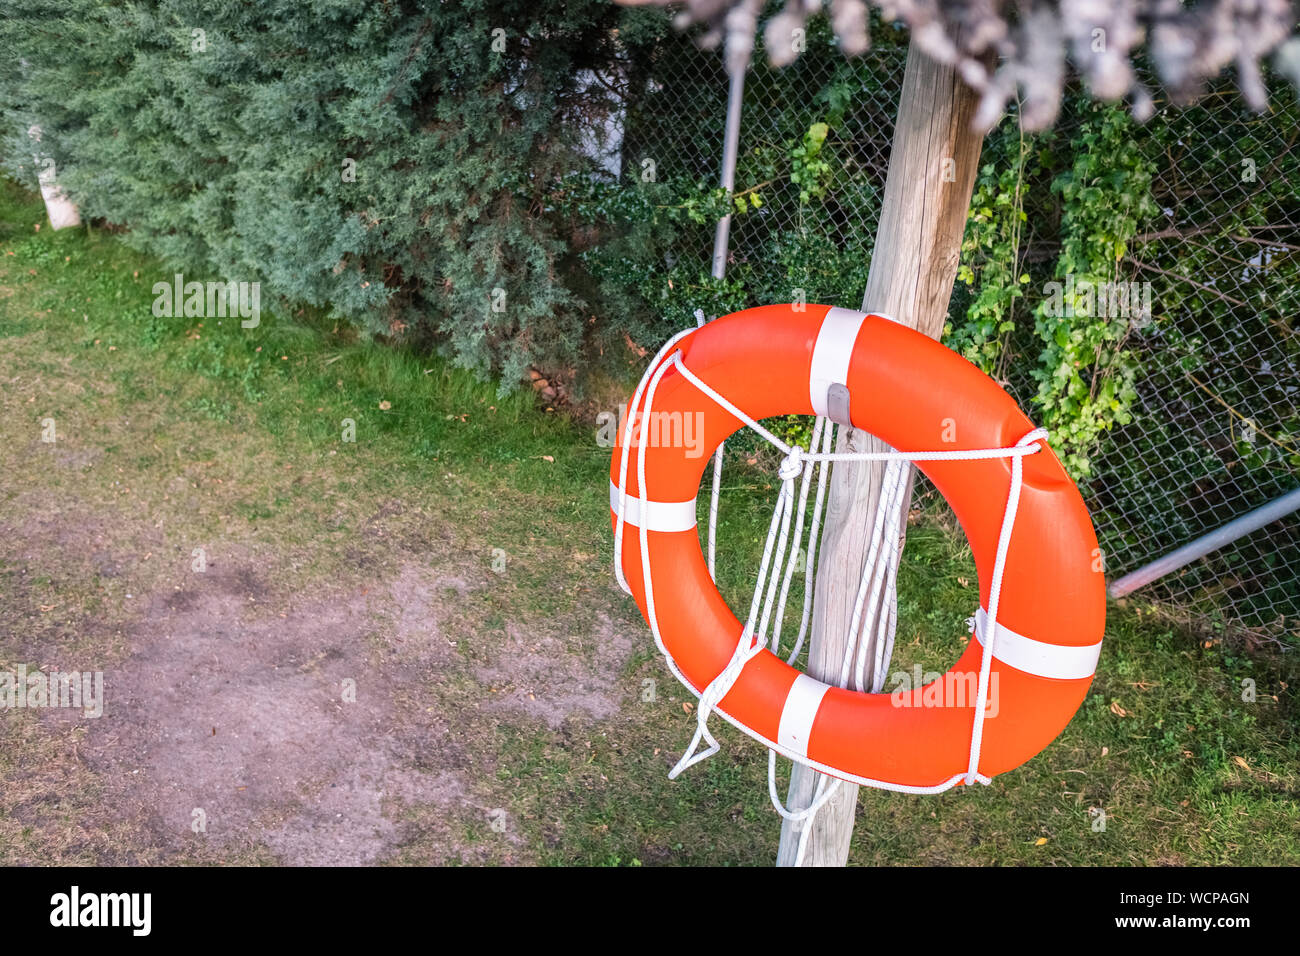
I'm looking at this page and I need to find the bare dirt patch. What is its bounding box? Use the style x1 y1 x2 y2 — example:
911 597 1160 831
475 613 635 729
0 538 530 864
1 467 638 865
67 557 505 864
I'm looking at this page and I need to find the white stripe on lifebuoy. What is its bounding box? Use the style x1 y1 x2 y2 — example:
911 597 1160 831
973 608 1101 680
809 307 868 421
609 481 698 532
777 673 832 757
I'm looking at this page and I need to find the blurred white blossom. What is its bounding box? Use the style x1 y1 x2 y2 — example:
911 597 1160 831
621 0 1296 130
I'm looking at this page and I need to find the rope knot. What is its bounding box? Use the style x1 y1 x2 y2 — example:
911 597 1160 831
778 445 804 481
1017 426 1050 451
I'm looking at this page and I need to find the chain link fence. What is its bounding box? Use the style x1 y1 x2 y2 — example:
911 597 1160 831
1090 90 1299 640
614 21 1299 644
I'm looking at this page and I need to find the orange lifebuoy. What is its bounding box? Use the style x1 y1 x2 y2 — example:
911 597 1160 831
610 304 1105 790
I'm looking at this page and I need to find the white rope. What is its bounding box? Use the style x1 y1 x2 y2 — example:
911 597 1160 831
708 445 724 581
782 418 834 667
840 456 908 692
613 327 696 597
612 324 1048 851
964 425 1047 784
695 310 725 583
770 750 840 866
772 415 828 661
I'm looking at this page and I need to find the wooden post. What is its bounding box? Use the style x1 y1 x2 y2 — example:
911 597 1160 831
775 35 989 866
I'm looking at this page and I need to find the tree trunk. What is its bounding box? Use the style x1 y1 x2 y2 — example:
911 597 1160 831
28 125 81 230
776 35 989 867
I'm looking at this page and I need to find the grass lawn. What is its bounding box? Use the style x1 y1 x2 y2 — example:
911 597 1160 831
1 177 1296 865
